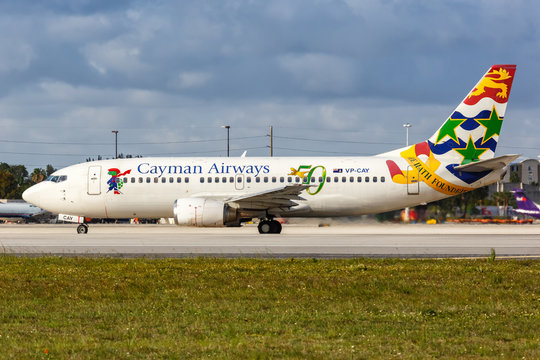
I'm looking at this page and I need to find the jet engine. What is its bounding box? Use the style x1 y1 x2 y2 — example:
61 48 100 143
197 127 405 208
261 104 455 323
173 198 238 227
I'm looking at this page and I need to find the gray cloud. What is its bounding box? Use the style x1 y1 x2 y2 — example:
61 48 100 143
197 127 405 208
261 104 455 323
0 0 539 170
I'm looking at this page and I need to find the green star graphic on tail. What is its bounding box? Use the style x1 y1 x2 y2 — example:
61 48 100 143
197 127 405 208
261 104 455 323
477 106 503 144
435 117 466 143
454 136 488 165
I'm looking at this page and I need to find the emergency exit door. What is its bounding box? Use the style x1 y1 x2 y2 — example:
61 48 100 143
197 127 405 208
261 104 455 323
407 165 419 195
88 166 101 195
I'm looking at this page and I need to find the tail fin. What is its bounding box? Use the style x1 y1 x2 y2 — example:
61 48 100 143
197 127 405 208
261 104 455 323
512 189 540 214
382 65 518 195
428 65 516 165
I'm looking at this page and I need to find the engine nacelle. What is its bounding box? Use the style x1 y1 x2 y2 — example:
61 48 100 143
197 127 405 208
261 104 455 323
173 198 238 227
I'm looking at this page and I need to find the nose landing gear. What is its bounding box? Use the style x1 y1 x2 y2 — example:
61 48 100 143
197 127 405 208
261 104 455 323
257 219 282 234
77 224 89 234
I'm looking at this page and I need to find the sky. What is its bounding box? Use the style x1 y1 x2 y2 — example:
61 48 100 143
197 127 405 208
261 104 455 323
1 0 539 172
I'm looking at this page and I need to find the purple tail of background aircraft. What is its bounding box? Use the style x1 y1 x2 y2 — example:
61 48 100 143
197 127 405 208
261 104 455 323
512 189 540 219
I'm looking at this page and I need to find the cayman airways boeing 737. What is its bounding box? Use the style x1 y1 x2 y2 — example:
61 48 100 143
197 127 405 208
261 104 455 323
23 65 519 234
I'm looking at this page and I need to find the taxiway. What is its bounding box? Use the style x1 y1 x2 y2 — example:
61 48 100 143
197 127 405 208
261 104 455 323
1 223 539 258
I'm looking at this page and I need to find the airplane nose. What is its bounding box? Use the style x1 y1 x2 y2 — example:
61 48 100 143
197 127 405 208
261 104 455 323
22 185 41 208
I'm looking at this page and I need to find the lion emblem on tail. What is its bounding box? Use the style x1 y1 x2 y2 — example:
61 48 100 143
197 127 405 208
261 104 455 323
468 68 512 99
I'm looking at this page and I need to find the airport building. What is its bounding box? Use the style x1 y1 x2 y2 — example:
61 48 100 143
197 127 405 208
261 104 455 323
489 158 540 202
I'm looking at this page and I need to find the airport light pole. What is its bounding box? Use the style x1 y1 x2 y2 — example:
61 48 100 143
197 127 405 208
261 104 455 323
112 130 119 159
403 123 412 146
222 126 230 157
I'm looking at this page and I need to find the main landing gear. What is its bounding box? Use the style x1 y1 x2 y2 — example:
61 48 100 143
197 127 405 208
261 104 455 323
77 223 89 234
257 219 282 234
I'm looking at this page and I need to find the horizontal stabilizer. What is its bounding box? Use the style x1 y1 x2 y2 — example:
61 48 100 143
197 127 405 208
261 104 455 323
454 154 520 173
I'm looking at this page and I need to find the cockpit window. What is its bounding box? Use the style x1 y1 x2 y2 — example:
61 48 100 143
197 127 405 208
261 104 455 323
45 175 67 183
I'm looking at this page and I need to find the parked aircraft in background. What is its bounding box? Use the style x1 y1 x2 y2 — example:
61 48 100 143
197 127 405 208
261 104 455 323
0 200 48 222
511 188 540 219
23 65 518 234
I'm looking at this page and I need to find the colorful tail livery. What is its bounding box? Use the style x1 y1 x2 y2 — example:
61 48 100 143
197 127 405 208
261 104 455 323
385 65 518 196
429 65 516 164
512 189 540 218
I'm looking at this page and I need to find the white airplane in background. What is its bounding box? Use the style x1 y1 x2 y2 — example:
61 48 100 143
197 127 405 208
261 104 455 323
23 65 519 234
0 200 48 222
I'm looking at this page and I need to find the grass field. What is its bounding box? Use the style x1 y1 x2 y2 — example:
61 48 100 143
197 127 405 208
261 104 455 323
0 257 538 359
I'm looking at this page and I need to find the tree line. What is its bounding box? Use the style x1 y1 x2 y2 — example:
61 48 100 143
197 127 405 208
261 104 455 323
0 163 56 199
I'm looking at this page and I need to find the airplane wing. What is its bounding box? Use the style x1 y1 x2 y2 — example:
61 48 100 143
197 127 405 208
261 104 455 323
228 184 310 211
454 154 520 172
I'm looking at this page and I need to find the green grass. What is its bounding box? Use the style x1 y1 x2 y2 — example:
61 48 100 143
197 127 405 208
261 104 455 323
0 257 538 359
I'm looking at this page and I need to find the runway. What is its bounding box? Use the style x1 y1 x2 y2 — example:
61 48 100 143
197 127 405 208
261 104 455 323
1 223 540 258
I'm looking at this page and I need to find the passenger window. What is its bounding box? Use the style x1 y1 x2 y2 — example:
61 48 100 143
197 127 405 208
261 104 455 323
161 177 166 183
295 177 300 183
357 176 362 183
365 177 369 183
200 177 204 183
264 177 268 183
288 177 292 182
214 177 218 183
139 177 143 183
222 177 227 183
237 177 242 183
185 177 189 183
208 177 212 183
146 177 151 183
131 177 135 183
177 177 182 183
326 177 331 183
280 177 284 183
272 177 277 183
319 177 323 183
334 177 338 182
342 176 346 183
256 177 261 183
310 177 315 183
373 176 378 183
230 177 234 183
303 177 308 183
381 176 385 183
169 177 174 183
154 177 159 183
350 177 354 182
247 177 251 183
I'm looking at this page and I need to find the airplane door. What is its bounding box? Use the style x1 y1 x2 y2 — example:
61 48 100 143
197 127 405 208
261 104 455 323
407 166 419 195
88 166 101 195
235 174 244 190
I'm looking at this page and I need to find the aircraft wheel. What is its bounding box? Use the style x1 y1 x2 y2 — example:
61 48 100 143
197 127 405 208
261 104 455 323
269 220 282 234
77 224 88 234
258 220 272 234
258 220 282 234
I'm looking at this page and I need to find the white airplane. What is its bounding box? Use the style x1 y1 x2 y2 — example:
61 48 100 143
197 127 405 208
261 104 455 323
23 65 519 234
0 200 48 222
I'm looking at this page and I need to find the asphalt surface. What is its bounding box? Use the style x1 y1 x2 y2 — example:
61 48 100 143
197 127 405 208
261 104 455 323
1 223 539 259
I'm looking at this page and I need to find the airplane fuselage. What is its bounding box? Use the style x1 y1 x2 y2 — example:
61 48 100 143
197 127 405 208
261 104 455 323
23 155 501 220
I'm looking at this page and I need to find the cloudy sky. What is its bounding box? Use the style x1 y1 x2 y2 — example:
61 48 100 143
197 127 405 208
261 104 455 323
1 0 539 171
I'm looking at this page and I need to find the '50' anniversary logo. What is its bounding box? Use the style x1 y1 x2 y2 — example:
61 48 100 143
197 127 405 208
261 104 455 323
288 165 326 195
